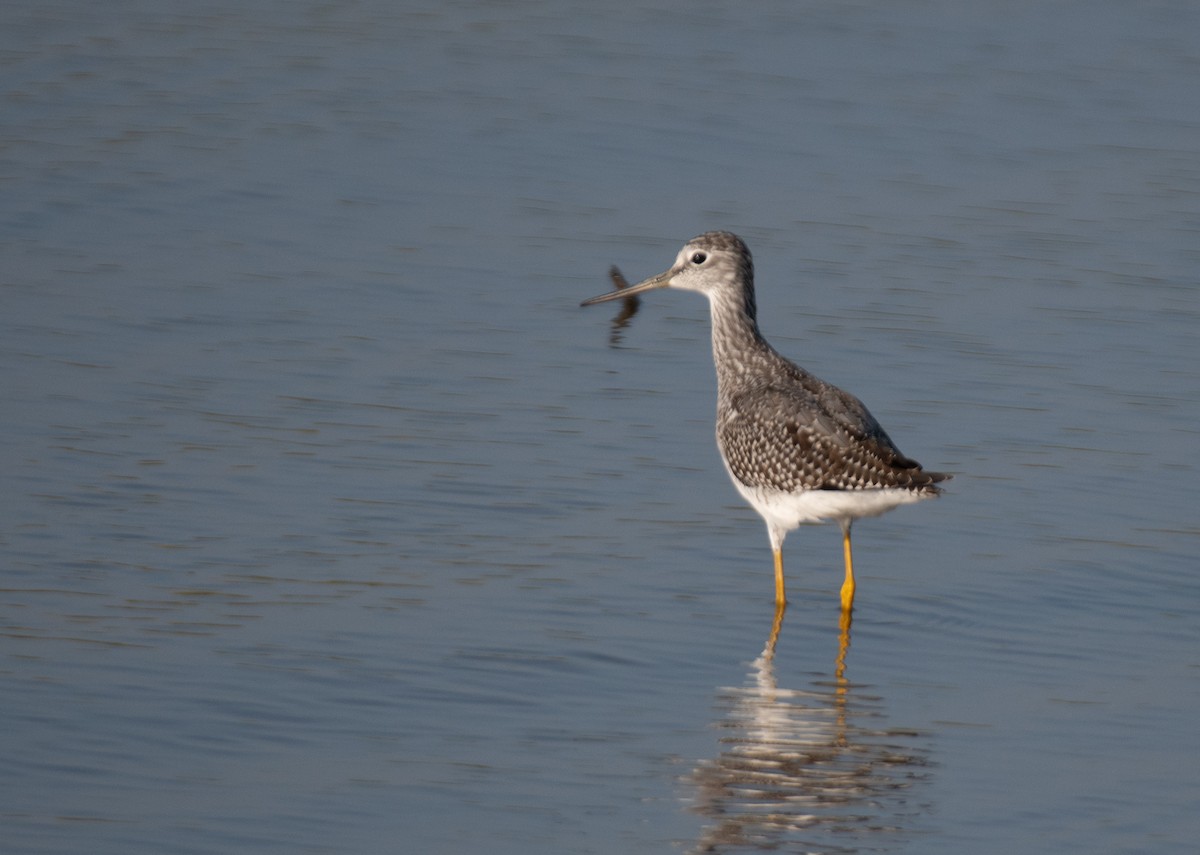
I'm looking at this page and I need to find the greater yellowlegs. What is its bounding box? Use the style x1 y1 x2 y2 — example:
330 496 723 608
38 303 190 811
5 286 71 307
582 231 949 612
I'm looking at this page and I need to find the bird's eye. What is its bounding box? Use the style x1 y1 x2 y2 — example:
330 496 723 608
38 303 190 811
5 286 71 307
690 252 707 264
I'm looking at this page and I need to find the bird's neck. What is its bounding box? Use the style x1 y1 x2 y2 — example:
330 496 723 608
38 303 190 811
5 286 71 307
708 286 785 396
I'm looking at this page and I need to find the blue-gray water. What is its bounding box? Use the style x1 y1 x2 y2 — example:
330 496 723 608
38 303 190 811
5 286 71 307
3 2 1198 853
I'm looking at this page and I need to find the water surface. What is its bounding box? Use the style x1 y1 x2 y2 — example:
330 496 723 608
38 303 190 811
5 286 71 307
3 1 1198 853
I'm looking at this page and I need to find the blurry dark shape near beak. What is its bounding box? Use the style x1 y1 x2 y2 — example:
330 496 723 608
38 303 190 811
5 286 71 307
580 269 672 306
602 266 641 346
608 265 632 291
576 266 649 347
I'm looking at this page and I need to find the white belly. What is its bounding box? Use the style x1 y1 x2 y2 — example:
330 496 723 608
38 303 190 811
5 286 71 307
729 475 932 544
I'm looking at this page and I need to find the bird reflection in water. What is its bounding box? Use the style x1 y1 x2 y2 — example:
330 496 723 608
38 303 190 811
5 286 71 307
687 609 933 853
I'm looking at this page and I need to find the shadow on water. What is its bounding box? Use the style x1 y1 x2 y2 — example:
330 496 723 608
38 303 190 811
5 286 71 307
687 608 934 854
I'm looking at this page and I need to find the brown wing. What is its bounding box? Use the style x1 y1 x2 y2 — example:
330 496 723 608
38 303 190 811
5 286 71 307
718 383 947 493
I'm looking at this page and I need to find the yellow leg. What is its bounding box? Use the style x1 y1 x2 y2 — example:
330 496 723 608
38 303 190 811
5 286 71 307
762 601 786 662
835 605 852 682
773 548 788 607
834 606 852 743
839 525 856 613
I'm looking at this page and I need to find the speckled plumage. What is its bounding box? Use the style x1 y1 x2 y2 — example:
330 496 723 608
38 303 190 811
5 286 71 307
582 230 949 609
717 351 943 495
